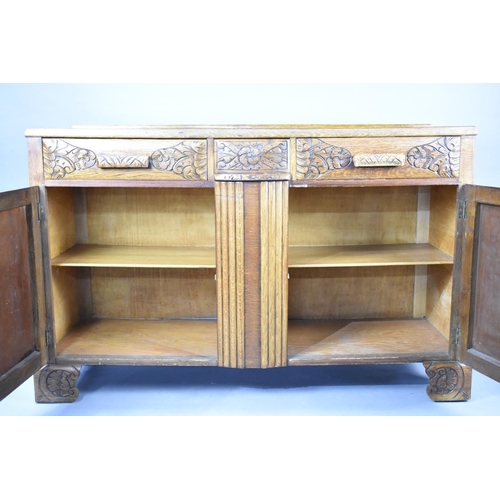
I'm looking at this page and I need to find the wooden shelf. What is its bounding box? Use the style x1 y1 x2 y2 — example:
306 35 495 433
287 318 450 364
56 318 218 364
288 243 453 268
51 244 216 268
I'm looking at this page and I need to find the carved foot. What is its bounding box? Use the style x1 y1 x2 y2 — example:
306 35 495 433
34 365 81 403
424 362 472 402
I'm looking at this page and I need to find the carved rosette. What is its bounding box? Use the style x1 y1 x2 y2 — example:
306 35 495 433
150 140 208 180
406 137 461 178
35 365 81 403
424 362 471 402
43 139 97 179
215 140 289 180
296 138 352 179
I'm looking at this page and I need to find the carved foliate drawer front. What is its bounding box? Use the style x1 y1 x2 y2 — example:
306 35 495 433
215 139 290 181
42 138 208 181
295 136 461 181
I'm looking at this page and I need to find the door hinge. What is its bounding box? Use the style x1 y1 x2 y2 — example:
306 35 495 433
45 326 53 346
37 202 45 221
458 200 468 220
451 326 461 346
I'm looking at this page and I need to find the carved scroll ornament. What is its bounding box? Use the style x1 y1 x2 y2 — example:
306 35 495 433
296 139 352 179
424 362 471 402
150 140 207 180
43 139 97 179
406 137 461 178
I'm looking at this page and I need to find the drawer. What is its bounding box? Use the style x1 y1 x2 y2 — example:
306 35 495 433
42 138 209 182
294 136 461 182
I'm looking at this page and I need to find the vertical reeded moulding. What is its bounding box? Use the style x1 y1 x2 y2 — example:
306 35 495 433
215 181 289 368
215 182 246 368
260 181 288 368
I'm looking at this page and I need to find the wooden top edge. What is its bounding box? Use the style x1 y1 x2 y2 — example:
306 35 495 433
25 125 478 138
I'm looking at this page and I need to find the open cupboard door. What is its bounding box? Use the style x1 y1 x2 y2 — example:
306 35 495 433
455 185 500 382
0 187 48 400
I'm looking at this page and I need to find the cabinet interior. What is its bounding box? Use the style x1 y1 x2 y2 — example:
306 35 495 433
47 187 217 363
46 184 458 366
287 185 457 363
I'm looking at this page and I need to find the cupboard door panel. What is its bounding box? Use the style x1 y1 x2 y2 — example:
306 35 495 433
458 185 500 382
0 188 47 400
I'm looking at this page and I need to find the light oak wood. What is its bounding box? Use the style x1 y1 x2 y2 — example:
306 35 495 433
51 267 80 343
47 188 76 258
288 319 449 364
429 185 457 256
288 243 452 267
52 244 216 268
295 136 462 181
2 123 487 404
289 187 418 247
288 266 415 320
26 125 477 139
426 264 453 340
90 268 216 320
56 319 217 362
85 187 215 247
42 138 208 181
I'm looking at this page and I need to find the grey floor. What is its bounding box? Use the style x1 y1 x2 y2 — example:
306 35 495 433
1 363 499 416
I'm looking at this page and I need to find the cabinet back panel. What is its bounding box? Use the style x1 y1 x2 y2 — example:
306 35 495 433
289 187 418 246
288 266 415 319
429 186 457 256
85 188 215 247
90 268 217 319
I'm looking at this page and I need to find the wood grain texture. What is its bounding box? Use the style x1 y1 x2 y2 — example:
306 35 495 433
243 183 261 368
26 125 477 140
288 319 449 364
289 187 418 246
85 187 215 247
52 244 216 268
46 188 76 258
469 203 500 361
424 362 471 401
288 244 452 267
260 182 288 367
215 140 289 181
0 205 35 377
288 266 415 320
42 138 208 181
429 186 457 256
295 137 461 181
56 319 217 362
426 264 453 339
0 188 48 398
215 182 245 367
91 268 216 320
458 135 475 184
51 267 80 343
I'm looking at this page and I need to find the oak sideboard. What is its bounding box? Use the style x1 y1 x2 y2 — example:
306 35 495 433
1 124 499 404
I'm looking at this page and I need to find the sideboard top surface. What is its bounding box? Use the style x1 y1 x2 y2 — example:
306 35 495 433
25 125 477 139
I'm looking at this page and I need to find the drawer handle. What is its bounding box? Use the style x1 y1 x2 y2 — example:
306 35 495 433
353 154 405 168
97 154 150 169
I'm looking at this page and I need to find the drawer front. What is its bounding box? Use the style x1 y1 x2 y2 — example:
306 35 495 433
215 139 290 181
294 136 461 181
42 138 208 181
